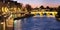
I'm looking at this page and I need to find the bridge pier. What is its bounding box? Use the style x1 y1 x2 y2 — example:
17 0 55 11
40 12 43 16
46 13 50 17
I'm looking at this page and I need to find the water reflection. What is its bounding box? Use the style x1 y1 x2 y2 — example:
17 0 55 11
21 16 60 30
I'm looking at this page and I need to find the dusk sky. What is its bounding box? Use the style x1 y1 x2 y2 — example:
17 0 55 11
13 0 60 8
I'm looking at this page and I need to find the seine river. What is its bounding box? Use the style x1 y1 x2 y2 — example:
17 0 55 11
14 15 60 30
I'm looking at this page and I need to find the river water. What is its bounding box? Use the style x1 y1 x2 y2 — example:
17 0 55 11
14 15 60 30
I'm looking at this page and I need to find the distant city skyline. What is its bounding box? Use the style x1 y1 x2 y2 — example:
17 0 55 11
13 0 60 8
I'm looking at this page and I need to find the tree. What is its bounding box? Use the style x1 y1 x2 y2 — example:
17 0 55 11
58 6 60 12
50 8 53 11
46 6 50 11
17 3 23 8
40 5 44 9
34 7 39 10
25 4 32 12
46 6 50 9
54 8 57 11
57 6 60 15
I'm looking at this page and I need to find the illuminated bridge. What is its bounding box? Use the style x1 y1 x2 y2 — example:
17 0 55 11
31 11 57 17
